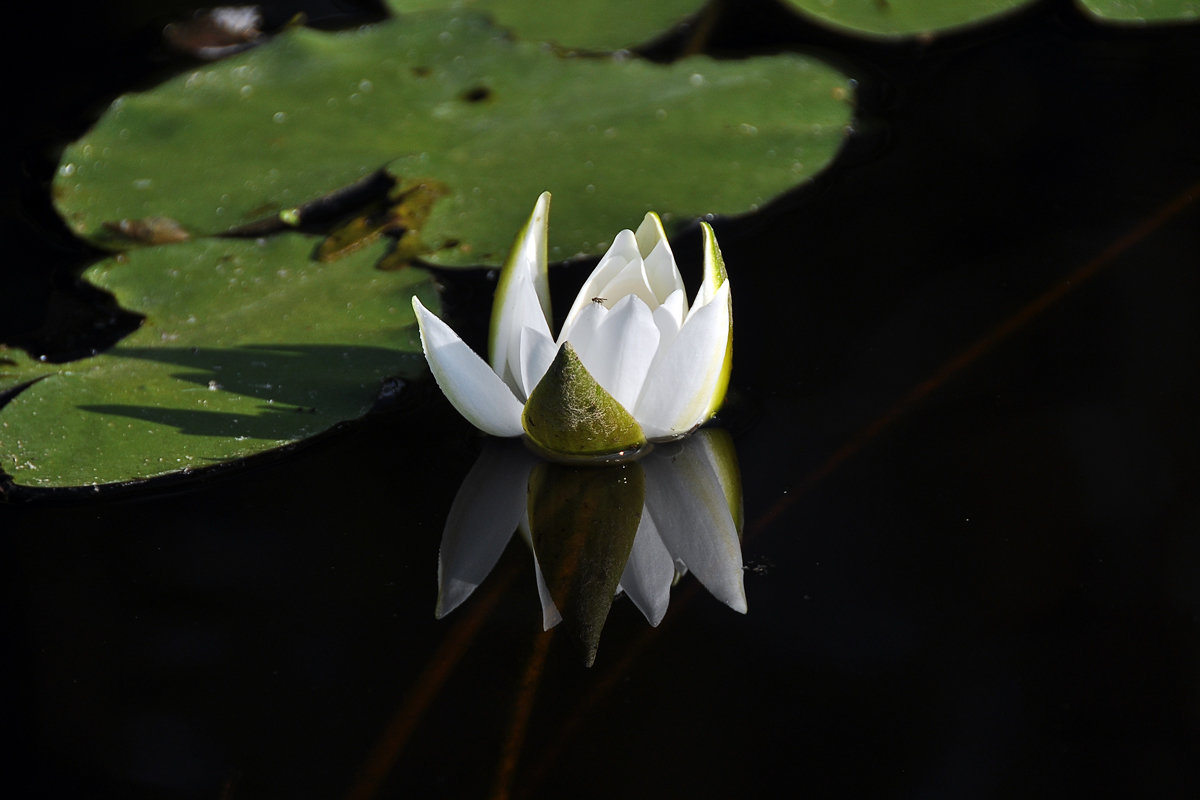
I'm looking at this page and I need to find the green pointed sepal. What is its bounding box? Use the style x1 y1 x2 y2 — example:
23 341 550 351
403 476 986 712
488 191 551 367
699 221 733 421
528 460 645 666
521 343 648 462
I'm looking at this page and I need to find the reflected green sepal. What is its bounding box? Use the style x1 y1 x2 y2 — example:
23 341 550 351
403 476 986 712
528 460 645 666
698 427 744 536
522 343 648 459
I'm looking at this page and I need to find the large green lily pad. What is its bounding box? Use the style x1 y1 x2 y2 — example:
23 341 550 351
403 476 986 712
0 350 44 397
54 11 854 268
0 235 436 490
781 0 1036 37
384 0 707 51
1077 0 1200 23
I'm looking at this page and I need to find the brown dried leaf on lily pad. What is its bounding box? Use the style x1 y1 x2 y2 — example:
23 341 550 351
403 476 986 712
164 5 265 60
316 179 449 264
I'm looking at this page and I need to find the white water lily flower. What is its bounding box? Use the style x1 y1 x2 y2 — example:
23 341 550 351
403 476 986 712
411 192 732 459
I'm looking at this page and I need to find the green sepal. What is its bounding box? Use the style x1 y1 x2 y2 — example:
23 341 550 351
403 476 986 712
700 221 733 420
489 191 551 368
521 343 647 460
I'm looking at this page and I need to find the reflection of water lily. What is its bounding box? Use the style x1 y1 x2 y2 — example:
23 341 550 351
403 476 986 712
412 192 732 459
436 429 746 663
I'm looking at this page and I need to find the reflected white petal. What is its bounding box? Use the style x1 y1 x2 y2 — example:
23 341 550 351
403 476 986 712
519 519 564 630
618 514 674 626
436 443 535 618
413 296 525 437
644 440 746 613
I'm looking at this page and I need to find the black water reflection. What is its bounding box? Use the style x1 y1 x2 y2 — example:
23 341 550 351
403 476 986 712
437 430 746 664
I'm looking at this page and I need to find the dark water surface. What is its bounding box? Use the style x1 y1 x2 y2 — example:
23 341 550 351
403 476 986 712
4 1 1200 797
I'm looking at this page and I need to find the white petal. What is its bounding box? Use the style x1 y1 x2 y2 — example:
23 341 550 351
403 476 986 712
494 263 554 399
644 438 746 613
413 296 526 437
594 240 658 310
435 442 534 618
652 288 687 346
636 212 685 303
561 229 643 330
642 239 685 304
578 295 660 411
635 210 669 256
618 513 674 626
518 324 557 401
558 298 604 355
633 280 731 438
490 193 552 395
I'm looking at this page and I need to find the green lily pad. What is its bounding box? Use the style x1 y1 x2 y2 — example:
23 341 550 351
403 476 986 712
781 0 1036 37
384 0 707 51
0 235 437 490
1077 0 1200 23
0 349 46 396
54 11 854 268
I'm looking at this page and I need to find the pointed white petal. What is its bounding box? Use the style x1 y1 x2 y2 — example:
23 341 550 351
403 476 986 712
413 296 526 437
490 193 552 394
634 210 669 256
492 262 554 399
652 288 687 346
593 238 658 310
618 514 674 626
435 442 534 618
518 324 557 402
686 221 729 321
561 229 643 330
509 268 557 399
636 213 685 303
574 295 659 411
642 239 686 304
558 298 604 354
633 280 731 438
644 438 746 613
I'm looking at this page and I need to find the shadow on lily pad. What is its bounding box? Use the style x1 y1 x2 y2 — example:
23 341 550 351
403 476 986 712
71 344 424 440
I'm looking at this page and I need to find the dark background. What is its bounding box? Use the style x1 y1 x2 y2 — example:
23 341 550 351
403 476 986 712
4 0 1199 797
